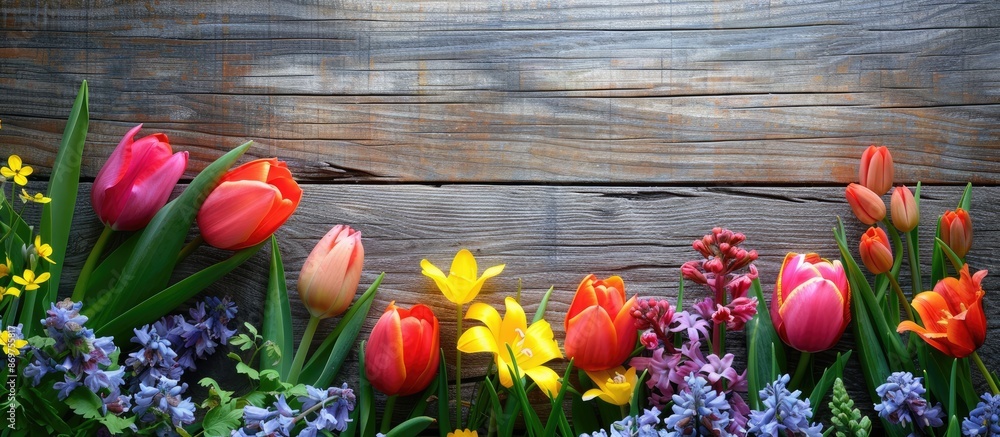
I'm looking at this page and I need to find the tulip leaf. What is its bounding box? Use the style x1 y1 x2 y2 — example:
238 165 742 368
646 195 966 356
808 350 852 418
95 241 263 340
504 344 544 436
261 236 294 380
436 349 453 437
949 358 959 422
919 343 976 419
958 182 972 211
24 81 88 339
298 273 384 388
383 417 435 437
543 359 574 436
932 218 948 284
356 341 377 437
746 278 785 410
84 141 253 326
81 231 142 310
532 286 554 324
935 237 965 273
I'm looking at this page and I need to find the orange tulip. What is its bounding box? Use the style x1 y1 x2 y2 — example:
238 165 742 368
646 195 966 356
898 265 987 358
771 253 851 353
939 208 972 258
859 145 894 195
564 274 638 372
859 227 893 274
298 225 364 319
845 183 886 225
197 158 302 250
365 302 441 396
890 186 919 232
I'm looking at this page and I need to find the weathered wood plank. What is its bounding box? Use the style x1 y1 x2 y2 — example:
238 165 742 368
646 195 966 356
40 183 1000 420
2 0 999 183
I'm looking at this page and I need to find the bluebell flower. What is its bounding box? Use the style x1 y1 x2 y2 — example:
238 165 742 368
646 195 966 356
236 394 297 436
83 367 125 393
133 376 196 427
53 374 80 400
664 374 731 435
963 393 1000 436
875 371 944 429
747 374 823 436
297 383 357 433
127 323 182 387
100 388 132 416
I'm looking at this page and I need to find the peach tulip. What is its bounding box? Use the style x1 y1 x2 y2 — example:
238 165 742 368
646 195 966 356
845 183 886 225
365 302 440 396
197 158 302 250
859 227 893 275
298 225 364 319
890 186 919 233
771 253 851 353
940 208 972 258
859 145 894 195
92 124 188 231
564 274 638 372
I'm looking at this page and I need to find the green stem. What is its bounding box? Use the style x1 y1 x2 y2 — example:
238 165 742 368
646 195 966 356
887 274 915 321
288 315 321 385
789 351 812 389
620 404 628 420
176 235 204 263
905 232 923 293
70 225 114 302
972 351 1000 395
380 395 398 434
456 303 464 429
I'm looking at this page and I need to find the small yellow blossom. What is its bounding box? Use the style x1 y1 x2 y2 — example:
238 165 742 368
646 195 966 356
2 287 19 298
19 189 51 204
0 330 27 356
12 269 50 291
1 155 33 186
0 257 10 279
447 430 478 437
421 249 505 305
582 366 638 406
34 235 56 264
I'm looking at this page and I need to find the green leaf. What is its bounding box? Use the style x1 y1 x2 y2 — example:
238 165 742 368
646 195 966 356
808 351 852 418
958 182 972 211
532 286 555 324
504 344 544 436
65 388 103 420
95 241 263 339
746 277 786 410
202 402 243 437
935 237 965 273
99 414 136 435
543 359 575 437
436 348 453 437
383 416 436 437
26 81 88 338
358 341 377 437
932 218 948 284
85 140 253 326
80 231 141 308
236 361 260 381
262 236 294 380
298 273 384 387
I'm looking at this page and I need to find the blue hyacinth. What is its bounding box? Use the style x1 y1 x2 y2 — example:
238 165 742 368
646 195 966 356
875 371 943 429
234 383 357 436
964 393 1000 436
132 376 196 427
664 374 732 435
746 374 822 436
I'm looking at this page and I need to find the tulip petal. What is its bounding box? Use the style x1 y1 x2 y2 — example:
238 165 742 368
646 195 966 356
397 316 434 395
243 197 298 249
522 365 562 398
111 150 188 231
420 259 456 302
908 292 949 334
778 278 848 352
198 180 279 249
581 387 606 402
365 310 406 394
464 302 500 337
520 320 563 368
612 296 639 361
223 158 274 182
451 249 478 281
499 297 527 347
564 305 618 371
457 326 499 356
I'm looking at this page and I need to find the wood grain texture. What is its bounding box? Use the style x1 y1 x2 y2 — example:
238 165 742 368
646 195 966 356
2 0 1000 183
44 183 1000 421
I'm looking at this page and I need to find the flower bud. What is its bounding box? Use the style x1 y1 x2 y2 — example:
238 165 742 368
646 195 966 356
890 186 919 232
860 145 894 195
940 208 972 258
859 227 893 274
298 225 364 319
845 183 886 225
365 302 440 395
772 253 851 352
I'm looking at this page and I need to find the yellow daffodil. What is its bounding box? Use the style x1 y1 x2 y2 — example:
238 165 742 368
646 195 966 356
12 269 50 291
1 155 33 186
458 297 563 397
582 366 638 406
0 330 27 356
33 235 56 265
421 249 505 305
0 257 10 279
19 189 51 204
3 287 20 298
447 430 478 437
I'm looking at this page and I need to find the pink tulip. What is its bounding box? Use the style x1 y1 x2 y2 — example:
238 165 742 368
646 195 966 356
91 124 188 231
197 158 302 250
771 253 851 353
298 225 364 319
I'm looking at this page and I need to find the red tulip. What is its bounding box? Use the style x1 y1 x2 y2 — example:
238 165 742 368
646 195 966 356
564 274 638 372
859 145 894 195
898 265 987 358
845 183 886 225
92 124 188 231
298 225 364 319
771 253 851 353
859 227 893 275
365 302 440 396
197 158 302 250
940 208 972 258
890 186 919 232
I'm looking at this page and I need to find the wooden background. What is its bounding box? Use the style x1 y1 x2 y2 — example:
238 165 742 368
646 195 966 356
2 0 1000 430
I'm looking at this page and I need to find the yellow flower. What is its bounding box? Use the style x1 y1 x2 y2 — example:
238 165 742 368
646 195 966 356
0 331 27 356
19 189 51 204
447 430 478 437
12 269 50 291
421 249 505 305
458 297 564 397
0 257 10 279
3 287 19 298
33 235 56 264
1 155 33 186
582 366 638 406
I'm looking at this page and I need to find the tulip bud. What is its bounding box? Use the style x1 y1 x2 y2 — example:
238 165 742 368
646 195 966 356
197 158 302 250
859 227 893 274
845 183 886 225
772 253 851 352
298 225 364 319
940 208 972 258
92 124 188 231
564 275 638 372
890 186 919 232
859 145 894 195
365 302 440 396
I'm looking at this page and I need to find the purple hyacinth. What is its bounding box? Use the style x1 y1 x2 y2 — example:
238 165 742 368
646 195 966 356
664 374 732 435
747 374 823 436
963 393 1000 436
875 372 944 429
234 383 357 437
133 376 196 427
